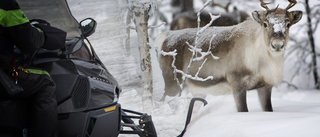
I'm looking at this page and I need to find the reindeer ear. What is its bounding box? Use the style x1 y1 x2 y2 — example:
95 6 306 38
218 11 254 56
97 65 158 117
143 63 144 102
252 10 266 24
289 10 302 25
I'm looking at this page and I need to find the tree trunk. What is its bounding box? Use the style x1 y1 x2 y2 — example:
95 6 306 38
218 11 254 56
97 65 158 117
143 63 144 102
133 3 153 112
125 3 132 57
305 0 320 89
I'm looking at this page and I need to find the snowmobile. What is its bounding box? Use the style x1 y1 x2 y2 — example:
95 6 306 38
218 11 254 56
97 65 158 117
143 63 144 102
0 0 157 136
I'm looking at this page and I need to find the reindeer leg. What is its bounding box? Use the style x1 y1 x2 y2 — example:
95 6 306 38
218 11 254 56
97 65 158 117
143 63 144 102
159 55 181 101
257 86 273 112
228 72 249 112
232 85 248 112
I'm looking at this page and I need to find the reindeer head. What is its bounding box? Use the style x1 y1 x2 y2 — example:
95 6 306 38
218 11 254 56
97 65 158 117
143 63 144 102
252 0 302 55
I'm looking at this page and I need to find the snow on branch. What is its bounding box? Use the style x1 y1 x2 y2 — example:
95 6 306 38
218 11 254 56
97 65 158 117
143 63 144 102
198 13 220 34
186 40 220 62
159 0 220 94
148 22 166 29
127 22 136 30
160 49 177 56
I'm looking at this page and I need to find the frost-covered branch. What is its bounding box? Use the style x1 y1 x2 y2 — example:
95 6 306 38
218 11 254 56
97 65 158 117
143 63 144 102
186 34 220 62
160 49 214 90
148 22 166 29
198 13 220 34
159 49 183 90
177 69 213 82
159 0 219 94
282 80 298 90
160 49 177 56
127 22 136 30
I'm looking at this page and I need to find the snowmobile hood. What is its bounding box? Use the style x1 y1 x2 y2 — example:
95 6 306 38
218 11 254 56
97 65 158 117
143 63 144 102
17 0 81 39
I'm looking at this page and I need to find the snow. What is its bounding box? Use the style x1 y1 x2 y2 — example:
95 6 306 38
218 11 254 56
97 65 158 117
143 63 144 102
184 90 320 137
66 0 320 137
267 14 286 33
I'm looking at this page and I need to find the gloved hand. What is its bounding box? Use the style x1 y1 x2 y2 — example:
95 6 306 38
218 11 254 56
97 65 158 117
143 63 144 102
30 19 67 50
30 19 51 26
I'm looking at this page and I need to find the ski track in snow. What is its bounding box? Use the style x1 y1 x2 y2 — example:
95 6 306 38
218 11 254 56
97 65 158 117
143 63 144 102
67 0 320 136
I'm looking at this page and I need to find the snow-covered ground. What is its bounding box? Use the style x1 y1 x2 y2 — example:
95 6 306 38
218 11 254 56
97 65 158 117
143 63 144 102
67 0 320 136
184 90 320 137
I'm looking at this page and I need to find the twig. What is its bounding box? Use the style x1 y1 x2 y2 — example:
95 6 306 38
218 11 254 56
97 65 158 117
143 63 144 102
148 22 166 29
159 0 219 94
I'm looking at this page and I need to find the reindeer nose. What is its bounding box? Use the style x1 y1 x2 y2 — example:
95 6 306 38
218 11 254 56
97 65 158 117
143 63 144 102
271 40 284 51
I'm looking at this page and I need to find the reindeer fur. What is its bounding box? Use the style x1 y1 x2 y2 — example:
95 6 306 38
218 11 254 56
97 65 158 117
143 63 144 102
156 8 302 112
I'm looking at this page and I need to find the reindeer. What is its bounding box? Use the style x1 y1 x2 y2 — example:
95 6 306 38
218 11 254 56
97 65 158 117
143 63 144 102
170 1 249 30
170 10 249 30
156 0 302 112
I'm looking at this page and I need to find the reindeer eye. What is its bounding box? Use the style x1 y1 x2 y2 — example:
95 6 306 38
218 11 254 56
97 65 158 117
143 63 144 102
264 23 268 28
287 23 291 28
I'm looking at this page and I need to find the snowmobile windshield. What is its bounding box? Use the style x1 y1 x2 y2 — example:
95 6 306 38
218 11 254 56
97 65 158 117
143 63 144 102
17 0 81 39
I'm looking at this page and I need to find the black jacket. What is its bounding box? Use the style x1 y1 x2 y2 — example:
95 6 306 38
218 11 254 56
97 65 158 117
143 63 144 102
0 0 66 71
0 0 45 71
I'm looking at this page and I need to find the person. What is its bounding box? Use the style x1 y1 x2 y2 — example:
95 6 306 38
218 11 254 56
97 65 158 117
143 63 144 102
0 0 66 136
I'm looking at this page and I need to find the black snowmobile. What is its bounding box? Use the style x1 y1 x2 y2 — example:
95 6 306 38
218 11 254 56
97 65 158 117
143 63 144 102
0 0 157 136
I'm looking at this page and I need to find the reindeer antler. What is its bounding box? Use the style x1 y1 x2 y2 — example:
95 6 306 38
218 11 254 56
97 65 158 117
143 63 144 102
260 0 270 10
260 0 283 12
285 0 297 11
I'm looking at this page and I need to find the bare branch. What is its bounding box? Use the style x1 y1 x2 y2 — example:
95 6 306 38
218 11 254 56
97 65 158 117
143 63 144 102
282 81 298 89
148 22 166 29
159 0 219 94
198 13 221 34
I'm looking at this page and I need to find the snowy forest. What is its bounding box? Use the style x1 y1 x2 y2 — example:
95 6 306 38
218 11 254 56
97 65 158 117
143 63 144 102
67 0 320 136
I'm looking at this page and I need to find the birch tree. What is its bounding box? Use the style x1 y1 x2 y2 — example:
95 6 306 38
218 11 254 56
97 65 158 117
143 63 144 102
132 1 154 112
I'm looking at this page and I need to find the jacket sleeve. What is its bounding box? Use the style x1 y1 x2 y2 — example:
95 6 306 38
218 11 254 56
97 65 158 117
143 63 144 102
32 21 67 50
7 23 45 54
0 0 45 54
